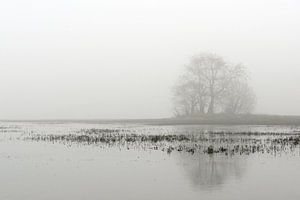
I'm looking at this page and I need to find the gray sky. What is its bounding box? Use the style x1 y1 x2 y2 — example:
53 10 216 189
0 0 299 119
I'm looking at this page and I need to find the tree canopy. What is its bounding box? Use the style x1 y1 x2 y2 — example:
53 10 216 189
173 53 256 116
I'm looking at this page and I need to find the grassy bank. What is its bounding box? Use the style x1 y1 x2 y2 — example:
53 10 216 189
3 114 300 126
146 114 300 126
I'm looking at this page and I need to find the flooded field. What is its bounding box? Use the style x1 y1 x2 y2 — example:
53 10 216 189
1 121 300 200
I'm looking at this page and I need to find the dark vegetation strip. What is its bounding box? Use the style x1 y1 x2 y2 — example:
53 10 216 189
25 129 300 156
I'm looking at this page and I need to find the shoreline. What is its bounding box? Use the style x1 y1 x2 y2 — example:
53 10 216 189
1 114 300 126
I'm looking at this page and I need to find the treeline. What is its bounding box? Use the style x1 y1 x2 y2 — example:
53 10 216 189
172 52 256 117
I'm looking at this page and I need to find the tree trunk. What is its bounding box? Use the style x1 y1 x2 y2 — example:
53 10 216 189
208 96 215 114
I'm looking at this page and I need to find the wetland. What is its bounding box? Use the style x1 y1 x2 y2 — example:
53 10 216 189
1 121 300 199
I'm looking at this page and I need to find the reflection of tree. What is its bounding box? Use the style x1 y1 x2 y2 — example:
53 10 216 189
178 154 247 189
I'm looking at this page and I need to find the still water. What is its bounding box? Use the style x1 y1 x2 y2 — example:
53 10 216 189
0 122 300 200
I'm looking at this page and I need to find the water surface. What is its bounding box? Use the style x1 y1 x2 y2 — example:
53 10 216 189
0 122 299 200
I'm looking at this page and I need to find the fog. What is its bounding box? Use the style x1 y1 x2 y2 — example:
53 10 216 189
0 0 299 119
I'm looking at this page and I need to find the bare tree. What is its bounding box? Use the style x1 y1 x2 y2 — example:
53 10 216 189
172 76 199 116
186 53 230 114
173 52 256 116
222 81 256 114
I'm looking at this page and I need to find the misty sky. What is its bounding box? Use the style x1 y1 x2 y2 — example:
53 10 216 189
0 0 299 119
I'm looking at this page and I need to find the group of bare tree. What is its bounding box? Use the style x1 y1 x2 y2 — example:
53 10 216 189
173 52 256 116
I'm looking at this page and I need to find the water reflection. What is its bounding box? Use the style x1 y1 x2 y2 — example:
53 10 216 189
177 153 247 190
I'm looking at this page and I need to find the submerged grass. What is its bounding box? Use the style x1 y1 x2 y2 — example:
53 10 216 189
25 128 300 156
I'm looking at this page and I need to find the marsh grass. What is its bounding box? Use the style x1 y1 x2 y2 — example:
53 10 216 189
23 128 300 156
